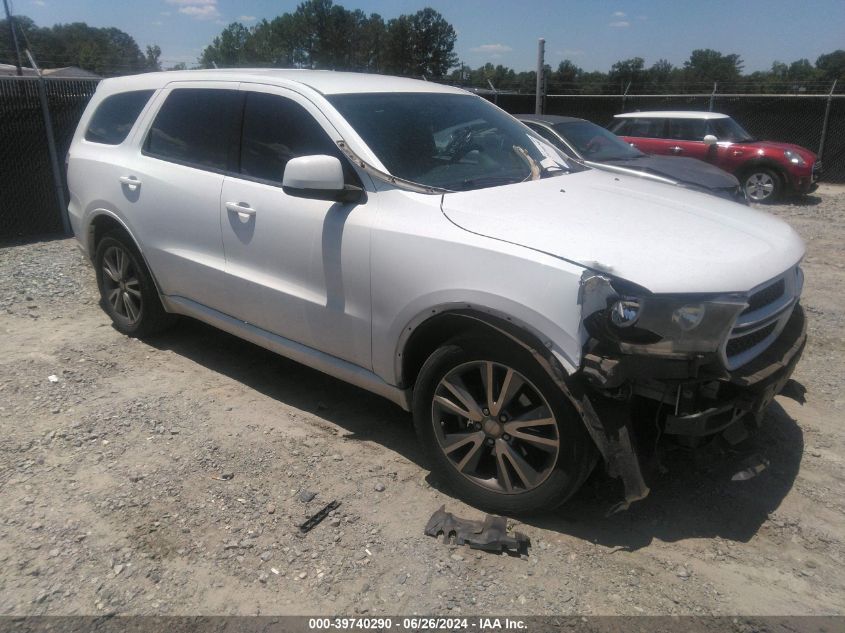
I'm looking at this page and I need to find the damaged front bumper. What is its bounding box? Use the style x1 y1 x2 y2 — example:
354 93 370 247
572 275 806 513
587 304 806 437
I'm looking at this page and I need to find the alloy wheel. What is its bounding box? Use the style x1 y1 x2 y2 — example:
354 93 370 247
745 172 776 202
101 245 143 324
431 360 560 494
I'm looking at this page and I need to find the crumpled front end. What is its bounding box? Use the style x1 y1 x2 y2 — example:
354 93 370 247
573 267 807 512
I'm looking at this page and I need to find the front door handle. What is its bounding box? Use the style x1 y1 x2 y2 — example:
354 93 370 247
669 146 683 154
119 175 141 191
225 201 256 221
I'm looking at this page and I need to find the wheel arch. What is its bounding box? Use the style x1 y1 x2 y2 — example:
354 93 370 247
736 158 787 184
86 211 165 298
397 305 576 392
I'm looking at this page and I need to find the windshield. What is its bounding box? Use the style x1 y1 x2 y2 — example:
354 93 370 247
554 121 644 161
707 117 754 142
327 92 579 191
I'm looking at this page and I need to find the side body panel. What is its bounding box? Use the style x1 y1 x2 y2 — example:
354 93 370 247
367 186 588 386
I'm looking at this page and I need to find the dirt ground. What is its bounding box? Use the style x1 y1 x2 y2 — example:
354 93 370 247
1 185 843 616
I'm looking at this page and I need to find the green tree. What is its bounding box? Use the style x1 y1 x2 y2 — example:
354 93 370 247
145 44 161 71
609 57 645 91
787 58 816 82
683 48 744 84
551 59 582 89
2 15 155 75
815 49 845 81
384 7 457 78
646 59 675 87
200 22 251 67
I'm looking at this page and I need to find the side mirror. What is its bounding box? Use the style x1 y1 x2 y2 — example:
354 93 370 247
703 134 718 146
282 155 363 203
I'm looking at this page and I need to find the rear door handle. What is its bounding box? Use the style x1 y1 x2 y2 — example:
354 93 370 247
669 146 683 154
225 201 256 220
119 175 141 190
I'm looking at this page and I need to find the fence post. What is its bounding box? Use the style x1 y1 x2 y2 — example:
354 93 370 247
621 81 631 113
25 49 69 235
818 79 837 162
709 82 718 112
535 38 545 115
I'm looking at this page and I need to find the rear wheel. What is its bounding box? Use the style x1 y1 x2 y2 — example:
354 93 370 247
743 168 782 203
412 335 597 514
94 231 174 337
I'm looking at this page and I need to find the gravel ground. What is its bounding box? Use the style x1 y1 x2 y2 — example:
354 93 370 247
0 185 843 616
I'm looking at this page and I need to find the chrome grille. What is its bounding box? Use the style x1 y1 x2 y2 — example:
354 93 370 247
726 321 778 357
741 278 785 315
723 266 802 370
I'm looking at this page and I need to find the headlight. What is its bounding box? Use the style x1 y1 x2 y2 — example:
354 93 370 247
784 150 806 166
671 304 706 331
610 298 641 327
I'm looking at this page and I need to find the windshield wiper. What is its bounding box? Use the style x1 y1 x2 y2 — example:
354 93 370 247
513 146 572 180
336 140 453 195
448 176 524 191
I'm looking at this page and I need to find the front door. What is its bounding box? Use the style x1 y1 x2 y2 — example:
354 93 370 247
663 118 711 161
219 86 373 367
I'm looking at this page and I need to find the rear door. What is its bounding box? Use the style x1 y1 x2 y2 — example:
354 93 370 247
219 84 373 366
68 89 156 242
611 117 670 155
129 82 242 313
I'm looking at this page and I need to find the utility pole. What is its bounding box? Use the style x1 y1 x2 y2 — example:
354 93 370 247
535 38 545 115
3 0 24 76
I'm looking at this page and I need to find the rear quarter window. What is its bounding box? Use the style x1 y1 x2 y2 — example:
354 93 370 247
85 90 154 145
145 88 242 172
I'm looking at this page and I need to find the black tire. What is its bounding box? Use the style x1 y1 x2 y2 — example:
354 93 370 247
412 335 597 514
94 230 175 338
742 167 783 204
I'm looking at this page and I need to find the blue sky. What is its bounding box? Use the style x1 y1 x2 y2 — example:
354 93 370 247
13 0 845 72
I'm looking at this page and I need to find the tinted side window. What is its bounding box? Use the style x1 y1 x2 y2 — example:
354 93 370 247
240 92 346 184
85 90 154 145
146 88 241 171
614 118 664 138
667 118 707 141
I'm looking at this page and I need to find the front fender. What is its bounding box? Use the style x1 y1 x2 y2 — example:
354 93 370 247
385 293 583 388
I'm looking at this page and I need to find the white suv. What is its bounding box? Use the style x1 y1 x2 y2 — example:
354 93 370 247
67 70 807 513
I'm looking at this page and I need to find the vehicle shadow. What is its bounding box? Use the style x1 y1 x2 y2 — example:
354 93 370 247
146 318 418 456
524 399 804 551
755 193 822 207
148 318 804 551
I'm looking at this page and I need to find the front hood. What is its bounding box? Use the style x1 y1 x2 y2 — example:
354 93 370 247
441 170 805 294
603 155 739 189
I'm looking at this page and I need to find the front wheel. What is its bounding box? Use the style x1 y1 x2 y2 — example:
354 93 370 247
412 336 597 514
743 168 782 203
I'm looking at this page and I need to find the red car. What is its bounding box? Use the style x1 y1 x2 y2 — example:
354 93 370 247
609 111 821 203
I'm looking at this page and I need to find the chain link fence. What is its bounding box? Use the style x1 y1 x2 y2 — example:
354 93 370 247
491 91 845 183
0 76 98 240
